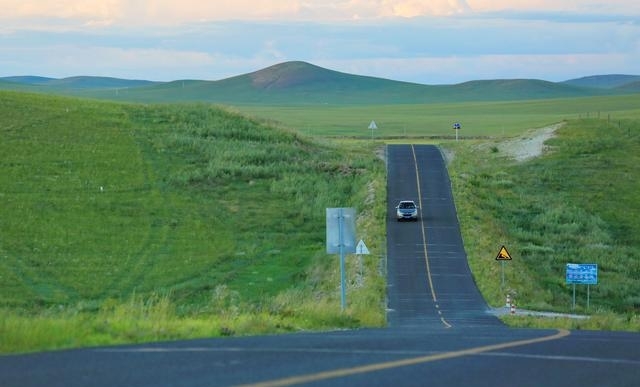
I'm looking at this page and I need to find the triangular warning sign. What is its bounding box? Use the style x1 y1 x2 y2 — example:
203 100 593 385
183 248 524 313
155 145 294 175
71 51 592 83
495 245 512 261
356 240 370 255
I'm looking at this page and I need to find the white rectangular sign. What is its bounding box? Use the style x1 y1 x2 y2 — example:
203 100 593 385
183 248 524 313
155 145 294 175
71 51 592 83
326 208 356 254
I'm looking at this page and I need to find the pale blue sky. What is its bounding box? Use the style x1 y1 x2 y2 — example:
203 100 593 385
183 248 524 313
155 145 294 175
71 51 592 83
1 1 638 84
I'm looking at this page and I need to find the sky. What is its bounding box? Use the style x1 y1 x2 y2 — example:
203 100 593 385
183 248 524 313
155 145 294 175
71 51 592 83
1 1 639 84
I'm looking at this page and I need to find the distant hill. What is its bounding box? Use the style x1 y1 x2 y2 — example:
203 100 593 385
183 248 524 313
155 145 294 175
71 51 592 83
104 62 438 104
0 75 157 90
614 80 640 93
2 61 638 105
1 76 56 85
563 74 640 89
0 78 39 91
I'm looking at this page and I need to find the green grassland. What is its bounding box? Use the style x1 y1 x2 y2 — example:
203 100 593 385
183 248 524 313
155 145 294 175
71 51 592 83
236 95 640 138
446 118 640 329
1 89 639 353
0 91 387 352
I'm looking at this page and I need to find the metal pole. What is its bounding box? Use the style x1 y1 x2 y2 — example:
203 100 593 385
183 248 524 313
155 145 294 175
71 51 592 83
572 283 576 310
338 208 346 311
587 284 590 310
501 261 505 289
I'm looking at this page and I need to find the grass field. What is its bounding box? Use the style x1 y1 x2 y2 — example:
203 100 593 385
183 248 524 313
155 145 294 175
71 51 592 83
0 91 387 352
1 90 639 353
445 118 640 327
235 94 640 138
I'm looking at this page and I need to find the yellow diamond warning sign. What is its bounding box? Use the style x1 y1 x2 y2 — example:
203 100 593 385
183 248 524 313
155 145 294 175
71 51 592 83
495 245 512 261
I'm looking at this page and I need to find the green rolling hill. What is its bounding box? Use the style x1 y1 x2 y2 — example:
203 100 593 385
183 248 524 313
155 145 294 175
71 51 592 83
2 61 638 105
562 74 640 89
1 75 158 89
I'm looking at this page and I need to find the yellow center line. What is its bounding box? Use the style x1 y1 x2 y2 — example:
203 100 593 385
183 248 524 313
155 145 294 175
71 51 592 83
235 329 571 387
410 145 451 328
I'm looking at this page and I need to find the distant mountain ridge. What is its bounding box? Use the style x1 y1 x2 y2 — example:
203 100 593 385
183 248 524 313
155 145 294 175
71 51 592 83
1 75 158 89
2 61 639 105
562 74 640 89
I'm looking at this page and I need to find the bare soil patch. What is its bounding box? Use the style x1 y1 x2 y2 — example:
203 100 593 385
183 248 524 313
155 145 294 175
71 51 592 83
499 123 563 162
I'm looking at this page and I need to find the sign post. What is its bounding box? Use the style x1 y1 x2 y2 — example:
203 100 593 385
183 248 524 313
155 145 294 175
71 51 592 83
495 245 512 289
326 208 356 311
368 120 377 141
452 122 461 141
566 263 598 310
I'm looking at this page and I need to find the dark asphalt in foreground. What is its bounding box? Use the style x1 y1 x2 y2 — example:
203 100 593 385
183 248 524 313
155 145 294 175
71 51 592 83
1 144 638 387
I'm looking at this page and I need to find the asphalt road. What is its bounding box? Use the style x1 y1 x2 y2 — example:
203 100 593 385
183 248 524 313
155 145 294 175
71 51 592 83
1 144 639 387
386 144 498 329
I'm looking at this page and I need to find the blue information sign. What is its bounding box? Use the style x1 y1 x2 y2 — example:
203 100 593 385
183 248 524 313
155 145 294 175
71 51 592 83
566 263 598 285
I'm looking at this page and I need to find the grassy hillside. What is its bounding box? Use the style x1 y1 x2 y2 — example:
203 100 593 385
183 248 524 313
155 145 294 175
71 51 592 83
1 76 56 85
0 76 157 89
446 118 640 322
0 90 387 352
563 74 640 89
616 81 640 93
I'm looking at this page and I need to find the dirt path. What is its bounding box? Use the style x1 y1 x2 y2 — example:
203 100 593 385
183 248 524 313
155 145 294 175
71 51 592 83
499 122 563 161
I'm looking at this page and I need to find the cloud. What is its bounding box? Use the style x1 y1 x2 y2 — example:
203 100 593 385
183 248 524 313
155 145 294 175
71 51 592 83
468 0 640 14
0 0 121 26
0 43 219 80
382 0 470 17
2 0 638 26
0 0 471 26
0 1 638 82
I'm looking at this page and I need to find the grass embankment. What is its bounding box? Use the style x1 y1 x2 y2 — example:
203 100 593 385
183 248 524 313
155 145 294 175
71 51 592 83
0 91 387 353
446 119 640 330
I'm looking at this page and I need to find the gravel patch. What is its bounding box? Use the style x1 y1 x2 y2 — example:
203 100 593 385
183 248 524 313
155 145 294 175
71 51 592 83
499 123 563 162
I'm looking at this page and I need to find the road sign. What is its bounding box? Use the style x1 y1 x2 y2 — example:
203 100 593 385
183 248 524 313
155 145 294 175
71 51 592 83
368 121 378 140
495 245 512 261
326 207 357 311
326 208 356 254
452 122 461 141
356 240 370 255
566 263 598 285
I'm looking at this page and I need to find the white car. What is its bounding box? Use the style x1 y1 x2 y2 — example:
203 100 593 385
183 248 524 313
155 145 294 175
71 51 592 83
396 200 418 221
